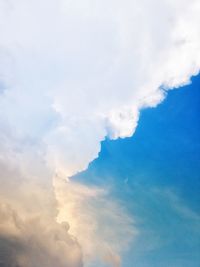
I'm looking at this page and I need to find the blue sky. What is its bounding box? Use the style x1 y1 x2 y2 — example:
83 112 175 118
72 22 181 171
75 75 200 267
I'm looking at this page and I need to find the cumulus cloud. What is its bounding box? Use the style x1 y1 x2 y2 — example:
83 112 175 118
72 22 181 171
0 203 83 267
1 0 200 176
0 127 81 267
0 125 134 267
0 0 200 266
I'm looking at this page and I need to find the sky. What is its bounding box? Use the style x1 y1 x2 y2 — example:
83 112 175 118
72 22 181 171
0 1 200 267
75 74 200 267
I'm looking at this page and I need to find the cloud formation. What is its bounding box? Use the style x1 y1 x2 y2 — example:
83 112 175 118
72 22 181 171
1 0 200 177
0 203 83 267
0 125 134 267
0 0 200 266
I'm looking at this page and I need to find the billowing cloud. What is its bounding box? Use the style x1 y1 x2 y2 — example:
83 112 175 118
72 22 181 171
0 0 200 266
0 125 135 267
1 0 200 176
0 203 83 267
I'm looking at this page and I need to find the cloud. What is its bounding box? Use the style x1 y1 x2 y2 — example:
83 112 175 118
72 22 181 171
0 0 200 177
0 0 200 266
54 176 136 266
0 125 135 267
0 203 83 267
0 128 82 267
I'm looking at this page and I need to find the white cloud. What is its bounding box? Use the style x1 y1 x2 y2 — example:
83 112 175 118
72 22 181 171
0 0 200 266
0 0 200 176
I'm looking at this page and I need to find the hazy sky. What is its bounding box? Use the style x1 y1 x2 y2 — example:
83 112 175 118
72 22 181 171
0 1 200 267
